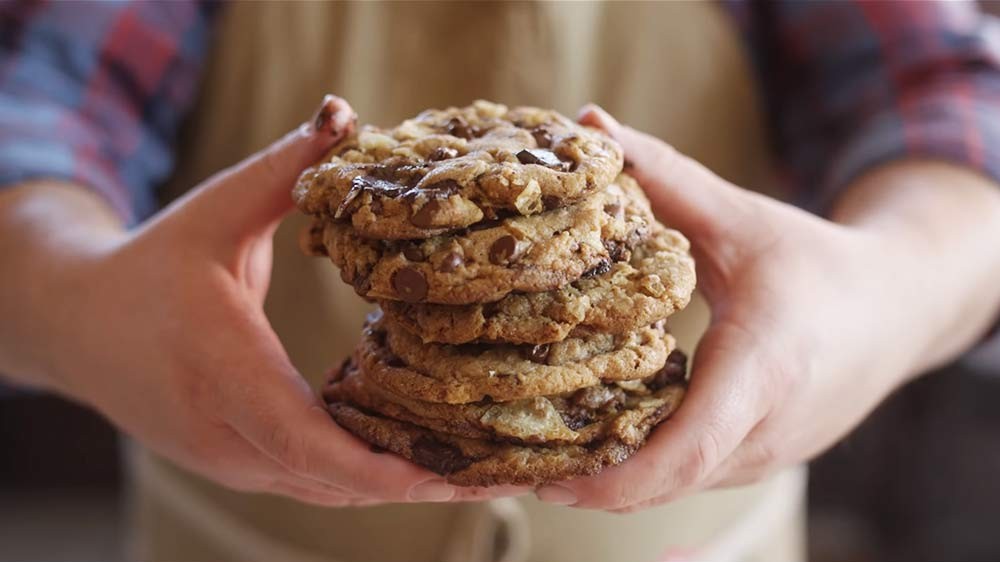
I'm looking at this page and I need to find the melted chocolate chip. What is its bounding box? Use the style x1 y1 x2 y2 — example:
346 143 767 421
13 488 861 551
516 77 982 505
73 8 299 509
446 117 477 140
411 436 474 475
403 246 424 262
604 240 626 262
392 267 428 303
386 355 406 368
542 196 561 211
439 252 463 273
350 175 407 197
489 235 518 265
516 148 563 169
428 146 459 161
410 199 442 228
526 343 551 364
582 259 612 278
531 127 553 148
647 350 688 389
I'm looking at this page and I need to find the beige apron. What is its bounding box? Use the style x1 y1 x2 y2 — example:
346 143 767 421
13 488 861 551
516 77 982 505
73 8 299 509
129 3 805 561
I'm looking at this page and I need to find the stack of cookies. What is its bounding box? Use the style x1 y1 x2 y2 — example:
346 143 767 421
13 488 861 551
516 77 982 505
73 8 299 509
294 101 696 486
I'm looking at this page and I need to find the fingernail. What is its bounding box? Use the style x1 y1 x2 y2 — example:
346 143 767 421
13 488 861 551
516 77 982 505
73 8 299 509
535 484 577 505
577 103 599 121
408 479 457 502
311 94 338 134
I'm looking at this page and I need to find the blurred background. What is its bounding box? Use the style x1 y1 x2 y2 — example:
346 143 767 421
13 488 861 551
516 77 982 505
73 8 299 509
3 1 1000 561
3 359 999 561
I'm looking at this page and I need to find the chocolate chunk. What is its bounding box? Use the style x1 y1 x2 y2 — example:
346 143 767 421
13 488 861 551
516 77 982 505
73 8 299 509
489 235 518 265
560 411 593 431
439 252 463 273
526 343 550 364
604 240 626 262
386 355 406 368
403 246 424 262
392 267 428 303
351 175 407 196
447 117 476 140
428 146 459 161
582 259 612 278
516 148 563 169
542 196 561 211
410 199 442 228
647 350 688 389
603 203 624 221
531 127 553 148
411 436 474 475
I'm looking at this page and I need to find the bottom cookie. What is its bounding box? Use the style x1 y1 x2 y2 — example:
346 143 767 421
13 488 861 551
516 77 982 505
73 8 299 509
326 381 685 487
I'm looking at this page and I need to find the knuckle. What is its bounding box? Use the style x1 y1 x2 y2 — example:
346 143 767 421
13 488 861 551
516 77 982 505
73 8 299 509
676 430 723 489
260 146 285 182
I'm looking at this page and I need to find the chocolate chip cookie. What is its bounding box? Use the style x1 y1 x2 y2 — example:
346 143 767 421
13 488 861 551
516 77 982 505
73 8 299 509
326 380 684 486
311 174 652 305
293 100 624 240
381 224 696 344
324 349 687 445
358 311 675 404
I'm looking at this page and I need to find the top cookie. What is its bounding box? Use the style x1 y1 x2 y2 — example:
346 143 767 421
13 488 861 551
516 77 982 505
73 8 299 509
293 100 625 239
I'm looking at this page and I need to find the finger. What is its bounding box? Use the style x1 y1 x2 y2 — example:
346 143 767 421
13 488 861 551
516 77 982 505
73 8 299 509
217 338 458 502
451 484 534 502
174 94 356 241
538 322 768 510
577 104 752 250
267 481 358 508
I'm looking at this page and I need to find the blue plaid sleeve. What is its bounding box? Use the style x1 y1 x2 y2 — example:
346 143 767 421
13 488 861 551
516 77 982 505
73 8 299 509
728 0 1000 212
728 0 1000 372
0 0 218 224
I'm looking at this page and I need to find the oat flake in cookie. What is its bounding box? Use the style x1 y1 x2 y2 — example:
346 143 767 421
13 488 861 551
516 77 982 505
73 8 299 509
315 174 652 305
293 100 625 239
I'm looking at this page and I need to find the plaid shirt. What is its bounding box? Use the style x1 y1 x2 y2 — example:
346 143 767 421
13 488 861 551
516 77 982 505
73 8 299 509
1 2 999 360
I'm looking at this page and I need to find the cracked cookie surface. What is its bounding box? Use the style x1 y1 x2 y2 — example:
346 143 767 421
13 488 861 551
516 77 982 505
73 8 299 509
310 174 652 305
357 311 675 404
293 100 624 240
381 224 695 344
326 377 684 487
324 350 687 446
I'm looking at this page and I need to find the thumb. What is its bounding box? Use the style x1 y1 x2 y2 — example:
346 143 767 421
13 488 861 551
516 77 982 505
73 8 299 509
577 104 753 249
176 94 356 243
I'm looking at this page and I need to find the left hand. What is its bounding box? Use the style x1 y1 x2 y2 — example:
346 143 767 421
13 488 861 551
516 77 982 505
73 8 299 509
534 105 1000 512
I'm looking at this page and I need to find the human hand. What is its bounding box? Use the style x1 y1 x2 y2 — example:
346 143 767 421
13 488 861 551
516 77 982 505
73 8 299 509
0 95 524 507
533 105 1000 511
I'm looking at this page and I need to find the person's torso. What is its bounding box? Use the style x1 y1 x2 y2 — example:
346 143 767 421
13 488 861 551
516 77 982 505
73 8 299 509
143 4 797 562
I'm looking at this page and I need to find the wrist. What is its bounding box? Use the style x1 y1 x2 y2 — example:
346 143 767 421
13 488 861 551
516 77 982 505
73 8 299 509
0 181 128 395
832 161 1000 374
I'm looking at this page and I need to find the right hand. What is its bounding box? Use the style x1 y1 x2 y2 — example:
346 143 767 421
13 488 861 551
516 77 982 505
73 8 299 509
0 95 523 506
